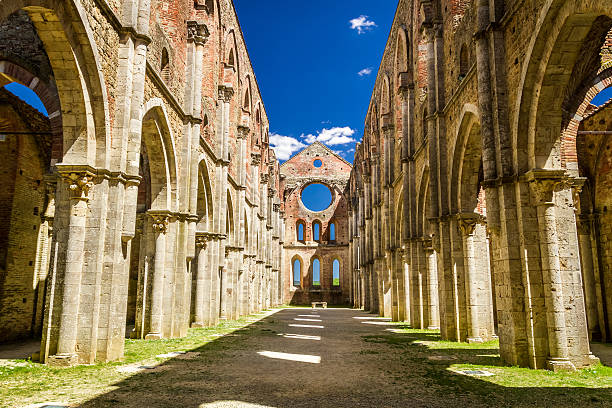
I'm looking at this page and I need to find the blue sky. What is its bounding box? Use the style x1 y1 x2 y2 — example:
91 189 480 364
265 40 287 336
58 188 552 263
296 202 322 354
234 0 397 163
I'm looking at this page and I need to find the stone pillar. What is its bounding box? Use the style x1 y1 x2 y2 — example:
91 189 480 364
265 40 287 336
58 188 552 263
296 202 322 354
529 173 574 371
423 239 439 329
459 214 484 343
51 172 93 365
145 213 169 340
192 234 209 327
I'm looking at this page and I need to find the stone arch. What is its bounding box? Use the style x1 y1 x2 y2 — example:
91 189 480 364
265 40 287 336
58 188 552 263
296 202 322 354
140 101 178 212
381 75 392 115
196 159 214 231
224 30 240 78
394 27 410 77
332 258 341 287
226 189 234 239
0 60 61 136
0 0 111 169
449 104 481 214
514 0 612 172
417 166 430 237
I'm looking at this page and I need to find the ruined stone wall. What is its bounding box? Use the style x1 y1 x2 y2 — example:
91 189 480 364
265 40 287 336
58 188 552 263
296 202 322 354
281 143 351 305
0 0 283 366
350 0 611 370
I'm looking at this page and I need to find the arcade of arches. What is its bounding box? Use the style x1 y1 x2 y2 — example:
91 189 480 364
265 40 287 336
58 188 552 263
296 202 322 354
0 0 610 375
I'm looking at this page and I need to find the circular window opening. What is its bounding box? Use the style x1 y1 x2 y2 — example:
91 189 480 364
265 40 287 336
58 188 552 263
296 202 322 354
313 159 322 168
301 183 332 212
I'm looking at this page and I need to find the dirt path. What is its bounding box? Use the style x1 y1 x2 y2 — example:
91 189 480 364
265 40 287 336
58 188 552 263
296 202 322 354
77 308 610 408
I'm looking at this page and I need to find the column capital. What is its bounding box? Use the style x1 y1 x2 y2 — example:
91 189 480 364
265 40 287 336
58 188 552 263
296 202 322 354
237 125 250 139
195 233 209 249
251 152 261 166
456 212 482 236
525 170 569 205
218 85 234 102
148 211 171 234
59 171 94 201
187 20 209 46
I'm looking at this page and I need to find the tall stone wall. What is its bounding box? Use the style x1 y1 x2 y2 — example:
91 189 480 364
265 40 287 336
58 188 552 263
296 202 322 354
281 142 351 305
0 0 284 366
349 0 611 371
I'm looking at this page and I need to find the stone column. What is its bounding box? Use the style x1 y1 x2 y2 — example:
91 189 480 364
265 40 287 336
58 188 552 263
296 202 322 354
192 234 209 327
529 173 574 371
458 214 484 343
52 172 93 365
146 213 169 340
423 239 439 330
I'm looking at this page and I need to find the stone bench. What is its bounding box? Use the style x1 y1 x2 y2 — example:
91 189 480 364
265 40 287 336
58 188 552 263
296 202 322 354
311 302 327 309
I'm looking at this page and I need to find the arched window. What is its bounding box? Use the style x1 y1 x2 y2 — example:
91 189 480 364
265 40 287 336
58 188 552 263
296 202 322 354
293 259 301 287
296 221 305 242
332 259 340 287
161 48 170 82
329 222 336 242
312 258 321 287
459 44 469 80
313 220 321 242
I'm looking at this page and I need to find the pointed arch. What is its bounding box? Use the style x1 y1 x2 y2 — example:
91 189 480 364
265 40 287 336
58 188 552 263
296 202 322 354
140 101 178 211
196 159 214 231
0 0 111 168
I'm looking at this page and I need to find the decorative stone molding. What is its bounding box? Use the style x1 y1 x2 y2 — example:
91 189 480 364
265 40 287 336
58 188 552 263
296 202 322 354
457 213 482 236
251 152 261 166
261 174 270 183
187 21 209 46
218 85 234 102
237 125 250 139
149 212 170 234
60 172 94 201
195 233 209 249
526 170 569 205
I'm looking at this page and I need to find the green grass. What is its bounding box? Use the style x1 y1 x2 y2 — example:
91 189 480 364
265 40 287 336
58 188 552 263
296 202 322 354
333 278 340 286
0 312 277 408
361 324 612 406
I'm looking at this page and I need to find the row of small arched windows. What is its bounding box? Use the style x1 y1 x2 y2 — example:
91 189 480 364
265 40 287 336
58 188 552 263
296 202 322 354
292 258 340 287
296 220 336 242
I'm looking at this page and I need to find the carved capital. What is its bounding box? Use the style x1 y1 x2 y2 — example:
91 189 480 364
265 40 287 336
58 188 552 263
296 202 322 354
237 125 250 139
251 152 261 166
218 86 234 102
187 21 209 46
61 172 94 201
261 173 270 184
196 233 209 249
149 213 170 234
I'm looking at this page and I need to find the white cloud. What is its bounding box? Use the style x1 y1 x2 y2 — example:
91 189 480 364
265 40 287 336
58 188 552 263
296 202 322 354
358 67 372 77
269 133 306 161
303 127 356 146
350 15 377 34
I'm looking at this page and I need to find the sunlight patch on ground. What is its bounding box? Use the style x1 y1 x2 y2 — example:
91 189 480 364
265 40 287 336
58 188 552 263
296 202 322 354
294 318 322 322
288 324 324 328
352 316 391 320
257 351 321 364
277 333 321 341
199 401 277 408
361 321 394 326
298 314 320 318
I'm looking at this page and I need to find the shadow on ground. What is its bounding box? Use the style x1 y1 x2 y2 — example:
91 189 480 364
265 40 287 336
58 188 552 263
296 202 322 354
74 309 610 408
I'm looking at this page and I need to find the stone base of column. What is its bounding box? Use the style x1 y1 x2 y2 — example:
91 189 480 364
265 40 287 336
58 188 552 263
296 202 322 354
467 337 484 344
191 322 205 328
47 353 78 367
145 332 163 340
427 326 440 330
546 358 576 372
